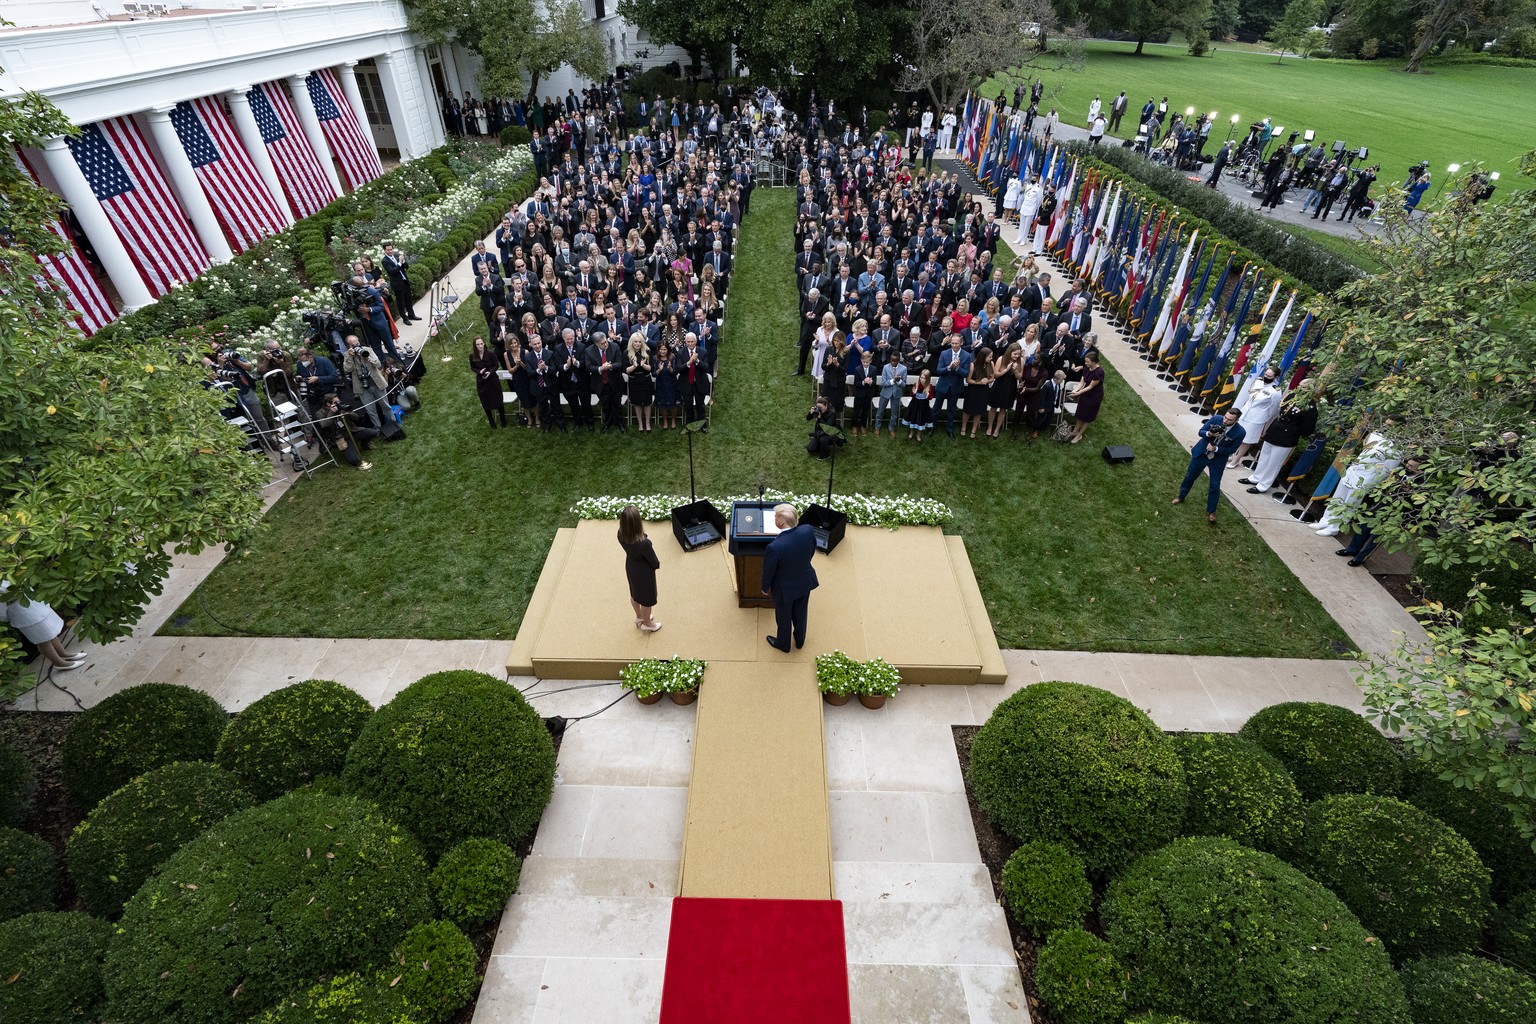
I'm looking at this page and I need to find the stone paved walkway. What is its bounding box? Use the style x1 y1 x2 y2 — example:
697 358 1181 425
5 185 1403 1024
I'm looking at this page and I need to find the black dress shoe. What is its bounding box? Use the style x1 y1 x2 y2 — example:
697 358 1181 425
766 636 788 652
1335 548 1352 556
1348 557 1366 567
791 370 805 376
1237 477 1254 485
1246 486 1263 494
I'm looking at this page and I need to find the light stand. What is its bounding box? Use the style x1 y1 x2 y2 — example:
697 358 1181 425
803 424 848 553
670 420 726 551
428 276 460 362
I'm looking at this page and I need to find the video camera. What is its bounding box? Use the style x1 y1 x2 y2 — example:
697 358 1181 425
301 310 355 357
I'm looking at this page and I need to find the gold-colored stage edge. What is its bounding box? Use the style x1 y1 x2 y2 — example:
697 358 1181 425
505 520 1006 685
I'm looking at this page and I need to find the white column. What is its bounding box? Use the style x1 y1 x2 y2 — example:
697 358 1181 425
413 47 446 148
286 73 345 196
377 49 436 158
226 86 295 226
143 106 234 264
335 61 381 154
38 136 155 311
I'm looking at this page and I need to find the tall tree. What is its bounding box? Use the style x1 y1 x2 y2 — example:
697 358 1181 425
616 0 731 77
1058 0 1214 54
1404 0 1487 69
897 0 1084 113
0 67 267 684
1268 0 1324 59
1338 153 1536 838
405 0 609 100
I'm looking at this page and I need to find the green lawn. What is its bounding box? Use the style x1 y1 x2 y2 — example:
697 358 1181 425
165 190 1350 658
991 42 1536 198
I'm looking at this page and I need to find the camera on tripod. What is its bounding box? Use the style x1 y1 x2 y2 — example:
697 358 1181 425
301 310 353 358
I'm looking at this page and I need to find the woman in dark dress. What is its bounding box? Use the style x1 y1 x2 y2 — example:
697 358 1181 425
618 504 662 632
470 336 505 428
963 346 992 438
986 343 1018 438
624 333 655 431
1069 349 1105 445
1019 360 1049 441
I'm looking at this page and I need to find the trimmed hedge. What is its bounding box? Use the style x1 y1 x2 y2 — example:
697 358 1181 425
0 741 36 826
103 790 433 1024
259 920 480 1024
1237 702 1400 800
1401 758 1536 900
500 125 532 146
1035 927 1128 1024
62 682 228 807
1101 836 1411 1024
431 837 523 930
1302 794 1492 959
969 682 1186 873
1172 733 1305 857
1000 840 1093 937
216 679 373 800
0 911 115 1022
0 826 56 920
67 760 254 916
1494 889 1536 976
1064 141 1362 293
343 670 555 859
1398 954 1536 1024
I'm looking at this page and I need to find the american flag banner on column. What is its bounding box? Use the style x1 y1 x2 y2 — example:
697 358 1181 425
66 117 210 298
170 97 288 251
250 81 338 218
306 68 382 189
13 147 117 334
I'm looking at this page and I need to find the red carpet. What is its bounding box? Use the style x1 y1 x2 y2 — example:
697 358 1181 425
660 897 851 1024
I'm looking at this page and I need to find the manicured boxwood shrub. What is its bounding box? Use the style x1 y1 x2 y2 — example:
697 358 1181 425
1000 840 1092 937
1401 757 1536 900
1173 733 1305 857
67 760 254 915
431 836 523 929
1 825 55 920
1101 836 1411 1024
1035 927 1128 1024
1238 702 1401 800
0 741 36 826
1494 889 1536 975
103 790 432 1024
1301 794 1492 959
259 920 480 1024
63 682 228 807
0 911 115 1022
343 670 555 859
501 126 533 147
1398 954 1536 1024
969 682 1186 873
216 679 373 800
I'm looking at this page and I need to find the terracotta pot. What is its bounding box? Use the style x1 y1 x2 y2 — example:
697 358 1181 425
823 691 851 706
858 693 888 709
635 691 664 705
669 689 698 705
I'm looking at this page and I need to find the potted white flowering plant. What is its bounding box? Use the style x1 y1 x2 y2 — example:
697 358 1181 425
620 657 706 706
855 657 902 709
815 651 860 706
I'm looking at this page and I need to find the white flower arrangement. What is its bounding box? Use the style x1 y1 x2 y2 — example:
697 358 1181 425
619 657 707 700
815 650 901 697
362 147 532 266
572 491 953 529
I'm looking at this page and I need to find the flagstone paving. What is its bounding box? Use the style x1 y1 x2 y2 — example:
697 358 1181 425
7 188 1412 1024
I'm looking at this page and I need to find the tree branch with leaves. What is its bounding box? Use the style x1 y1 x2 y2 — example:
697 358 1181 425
897 0 1083 113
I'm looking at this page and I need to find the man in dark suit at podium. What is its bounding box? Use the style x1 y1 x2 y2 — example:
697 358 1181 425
761 504 819 652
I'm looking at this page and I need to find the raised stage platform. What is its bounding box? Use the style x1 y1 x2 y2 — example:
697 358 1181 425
505 520 1006 685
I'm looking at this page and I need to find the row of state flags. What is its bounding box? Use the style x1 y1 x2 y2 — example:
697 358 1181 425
20 70 380 336
956 94 1346 498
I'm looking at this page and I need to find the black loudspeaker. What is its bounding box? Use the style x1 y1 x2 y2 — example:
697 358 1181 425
1102 444 1135 465
670 499 727 551
802 503 848 554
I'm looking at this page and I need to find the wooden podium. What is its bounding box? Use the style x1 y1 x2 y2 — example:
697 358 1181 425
727 501 779 609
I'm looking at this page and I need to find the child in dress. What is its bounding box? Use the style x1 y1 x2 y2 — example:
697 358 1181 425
904 369 935 441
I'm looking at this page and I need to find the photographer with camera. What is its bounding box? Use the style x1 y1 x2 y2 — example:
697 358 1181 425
294 345 341 412
203 341 276 451
805 396 842 459
1173 408 1246 524
381 242 418 325
342 333 390 433
347 275 400 363
315 392 376 471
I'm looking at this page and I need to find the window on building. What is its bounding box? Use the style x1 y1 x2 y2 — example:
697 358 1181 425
594 0 605 19
355 60 393 127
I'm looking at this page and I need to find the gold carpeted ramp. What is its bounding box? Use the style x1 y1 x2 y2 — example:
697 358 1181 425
676 661 833 899
507 520 1004 684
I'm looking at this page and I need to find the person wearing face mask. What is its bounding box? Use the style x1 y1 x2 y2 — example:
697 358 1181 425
1229 366 1283 469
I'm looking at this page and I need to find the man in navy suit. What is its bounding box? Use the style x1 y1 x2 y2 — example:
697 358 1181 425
934 334 973 437
1174 409 1246 523
761 504 819 652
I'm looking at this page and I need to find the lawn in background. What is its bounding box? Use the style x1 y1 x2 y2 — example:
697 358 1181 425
988 42 1535 198
165 190 1351 658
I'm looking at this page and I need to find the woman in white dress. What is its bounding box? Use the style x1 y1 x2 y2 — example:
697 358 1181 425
2 584 85 670
810 313 837 389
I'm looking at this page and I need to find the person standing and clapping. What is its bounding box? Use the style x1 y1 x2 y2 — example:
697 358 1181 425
618 505 662 633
